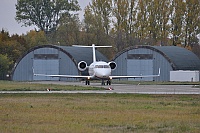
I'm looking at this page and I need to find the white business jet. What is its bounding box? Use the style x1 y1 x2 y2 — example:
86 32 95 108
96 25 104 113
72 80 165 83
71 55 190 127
34 44 160 85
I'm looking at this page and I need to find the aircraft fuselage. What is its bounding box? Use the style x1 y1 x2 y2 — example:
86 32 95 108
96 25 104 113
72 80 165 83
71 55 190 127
88 61 111 79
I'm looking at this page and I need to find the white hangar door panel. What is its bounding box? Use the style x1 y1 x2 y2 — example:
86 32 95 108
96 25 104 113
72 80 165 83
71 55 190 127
127 54 153 81
33 59 59 81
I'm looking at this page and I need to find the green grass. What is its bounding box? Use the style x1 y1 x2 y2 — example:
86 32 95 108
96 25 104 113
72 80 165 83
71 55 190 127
0 94 200 133
0 80 103 91
0 81 200 132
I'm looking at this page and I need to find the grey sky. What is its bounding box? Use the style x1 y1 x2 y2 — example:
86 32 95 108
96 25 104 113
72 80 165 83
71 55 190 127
0 0 91 35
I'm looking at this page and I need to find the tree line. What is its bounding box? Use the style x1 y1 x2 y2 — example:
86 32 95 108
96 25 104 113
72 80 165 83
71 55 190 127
83 0 200 51
0 0 200 79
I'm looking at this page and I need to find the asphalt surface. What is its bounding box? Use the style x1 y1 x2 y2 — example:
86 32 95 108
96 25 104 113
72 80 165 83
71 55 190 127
1 81 200 94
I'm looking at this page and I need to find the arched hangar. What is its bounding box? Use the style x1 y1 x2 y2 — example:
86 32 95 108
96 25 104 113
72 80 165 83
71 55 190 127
112 45 200 81
12 45 108 81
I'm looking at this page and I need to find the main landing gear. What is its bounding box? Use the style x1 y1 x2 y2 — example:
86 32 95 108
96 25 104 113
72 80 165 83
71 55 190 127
85 80 111 85
101 80 111 85
85 80 90 85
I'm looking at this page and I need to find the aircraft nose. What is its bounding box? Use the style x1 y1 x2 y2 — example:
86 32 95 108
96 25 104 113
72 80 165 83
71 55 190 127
101 72 108 76
96 69 111 78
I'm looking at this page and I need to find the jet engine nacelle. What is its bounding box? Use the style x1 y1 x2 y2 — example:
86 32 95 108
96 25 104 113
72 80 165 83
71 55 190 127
108 61 117 70
78 61 88 71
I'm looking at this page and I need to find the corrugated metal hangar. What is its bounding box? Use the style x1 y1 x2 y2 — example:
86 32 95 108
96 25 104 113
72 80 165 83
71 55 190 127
112 45 200 81
12 45 200 82
12 45 108 81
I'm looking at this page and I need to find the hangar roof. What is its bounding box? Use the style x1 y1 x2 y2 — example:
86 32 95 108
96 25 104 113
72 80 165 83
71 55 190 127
15 44 108 67
151 46 200 70
115 45 200 70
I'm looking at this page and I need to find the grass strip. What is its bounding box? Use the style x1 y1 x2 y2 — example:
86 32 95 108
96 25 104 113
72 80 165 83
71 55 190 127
0 80 103 91
0 94 200 132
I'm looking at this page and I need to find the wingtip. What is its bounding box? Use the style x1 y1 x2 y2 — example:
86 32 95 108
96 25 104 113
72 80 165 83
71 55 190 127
158 68 161 76
32 67 34 74
32 67 36 76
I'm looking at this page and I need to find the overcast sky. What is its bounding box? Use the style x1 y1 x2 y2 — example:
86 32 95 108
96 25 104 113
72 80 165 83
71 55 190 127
0 0 91 35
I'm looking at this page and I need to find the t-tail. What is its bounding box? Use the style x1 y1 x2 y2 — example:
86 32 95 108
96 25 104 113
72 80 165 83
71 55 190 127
92 44 96 62
73 44 112 63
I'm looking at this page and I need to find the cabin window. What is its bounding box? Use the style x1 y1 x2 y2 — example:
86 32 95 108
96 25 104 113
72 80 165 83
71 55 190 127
95 65 110 68
104 65 110 68
98 65 103 68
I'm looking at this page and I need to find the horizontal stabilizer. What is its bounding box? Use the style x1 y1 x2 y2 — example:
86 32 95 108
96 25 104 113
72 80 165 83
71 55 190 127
73 44 112 48
73 44 111 62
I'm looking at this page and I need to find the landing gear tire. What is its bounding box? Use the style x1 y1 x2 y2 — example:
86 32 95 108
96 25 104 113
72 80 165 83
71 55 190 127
85 80 90 85
107 80 111 85
101 80 105 85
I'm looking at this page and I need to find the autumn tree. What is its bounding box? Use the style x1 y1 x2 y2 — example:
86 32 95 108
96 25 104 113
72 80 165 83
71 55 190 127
0 30 10 55
82 0 200 52
15 0 80 33
169 0 200 47
10 34 28 54
147 0 171 45
0 30 26 62
170 0 186 46
127 0 137 45
0 30 24 79
135 0 149 40
84 0 113 44
83 0 115 58
24 30 48 49
83 5 97 45
112 0 134 51
55 15 81 45
183 0 200 47
0 54 12 79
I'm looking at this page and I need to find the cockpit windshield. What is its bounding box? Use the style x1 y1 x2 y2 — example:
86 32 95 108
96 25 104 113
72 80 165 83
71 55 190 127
95 65 110 68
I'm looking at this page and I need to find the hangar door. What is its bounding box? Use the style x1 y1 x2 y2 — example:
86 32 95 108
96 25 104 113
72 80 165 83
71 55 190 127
33 54 59 81
127 54 153 81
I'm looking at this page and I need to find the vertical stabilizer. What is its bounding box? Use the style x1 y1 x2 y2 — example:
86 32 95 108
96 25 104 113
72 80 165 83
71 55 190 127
72 44 112 63
92 44 96 62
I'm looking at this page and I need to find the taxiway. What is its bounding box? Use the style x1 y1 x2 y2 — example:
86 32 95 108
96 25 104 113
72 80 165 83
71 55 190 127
1 81 200 94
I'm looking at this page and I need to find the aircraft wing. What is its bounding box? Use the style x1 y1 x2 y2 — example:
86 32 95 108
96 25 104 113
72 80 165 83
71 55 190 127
109 68 160 79
33 68 94 79
34 73 93 79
